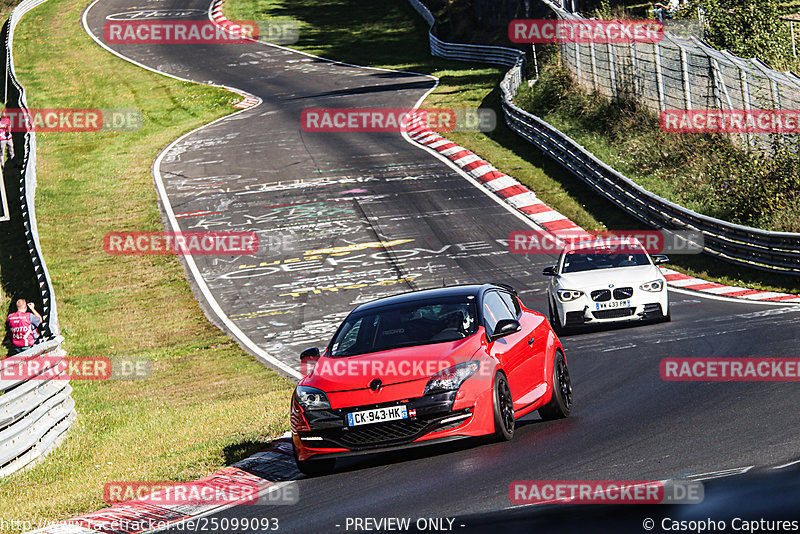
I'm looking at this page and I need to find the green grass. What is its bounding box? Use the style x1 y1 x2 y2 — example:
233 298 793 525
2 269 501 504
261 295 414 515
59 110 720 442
0 0 293 529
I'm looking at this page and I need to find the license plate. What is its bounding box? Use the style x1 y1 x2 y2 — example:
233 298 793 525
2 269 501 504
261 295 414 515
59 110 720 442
347 405 408 427
596 300 630 310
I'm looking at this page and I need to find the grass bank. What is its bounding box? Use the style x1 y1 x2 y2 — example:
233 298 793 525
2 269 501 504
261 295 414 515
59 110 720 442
0 0 293 529
515 61 800 233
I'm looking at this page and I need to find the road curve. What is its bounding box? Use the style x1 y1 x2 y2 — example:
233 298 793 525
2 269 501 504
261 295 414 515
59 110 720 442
81 0 800 530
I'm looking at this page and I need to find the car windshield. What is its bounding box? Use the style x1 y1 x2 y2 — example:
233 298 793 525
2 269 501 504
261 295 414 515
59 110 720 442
562 250 651 273
329 297 479 357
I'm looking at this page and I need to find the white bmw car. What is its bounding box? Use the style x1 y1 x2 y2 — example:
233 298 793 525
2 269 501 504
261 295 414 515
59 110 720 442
542 238 670 332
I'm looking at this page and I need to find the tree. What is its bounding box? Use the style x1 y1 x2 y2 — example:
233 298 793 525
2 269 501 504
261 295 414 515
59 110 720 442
683 0 791 69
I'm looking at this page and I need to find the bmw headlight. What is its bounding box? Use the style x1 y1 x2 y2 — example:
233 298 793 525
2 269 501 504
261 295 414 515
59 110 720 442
639 279 664 292
557 289 584 302
294 386 331 411
424 361 480 396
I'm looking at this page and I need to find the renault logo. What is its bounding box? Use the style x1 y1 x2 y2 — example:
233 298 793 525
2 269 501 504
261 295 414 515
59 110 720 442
369 378 382 391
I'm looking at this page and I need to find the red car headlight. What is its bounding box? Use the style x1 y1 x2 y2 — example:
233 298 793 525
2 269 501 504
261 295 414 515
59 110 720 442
424 361 480 396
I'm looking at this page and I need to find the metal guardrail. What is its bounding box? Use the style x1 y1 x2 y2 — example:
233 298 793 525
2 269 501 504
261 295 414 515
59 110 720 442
408 0 800 275
0 0 74 479
408 0 524 67
499 69 800 274
3 0 61 338
0 337 75 478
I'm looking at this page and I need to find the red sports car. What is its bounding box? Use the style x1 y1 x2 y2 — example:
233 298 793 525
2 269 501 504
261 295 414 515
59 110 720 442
290 284 572 475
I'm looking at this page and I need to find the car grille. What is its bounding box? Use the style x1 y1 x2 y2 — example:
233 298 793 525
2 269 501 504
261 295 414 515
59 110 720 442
591 289 611 302
337 419 429 447
307 406 471 451
593 308 636 319
613 287 633 299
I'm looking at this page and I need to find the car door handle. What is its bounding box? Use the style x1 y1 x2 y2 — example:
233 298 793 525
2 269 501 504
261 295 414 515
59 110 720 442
527 336 535 345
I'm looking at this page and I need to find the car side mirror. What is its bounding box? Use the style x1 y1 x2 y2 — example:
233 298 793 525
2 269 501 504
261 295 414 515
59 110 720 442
542 265 558 276
652 254 669 265
491 319 521 340
300 347 321 375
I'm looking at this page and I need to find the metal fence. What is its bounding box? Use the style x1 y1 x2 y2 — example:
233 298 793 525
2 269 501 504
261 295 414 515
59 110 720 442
0 0 74 479
544 0 800 151
408 0 800 275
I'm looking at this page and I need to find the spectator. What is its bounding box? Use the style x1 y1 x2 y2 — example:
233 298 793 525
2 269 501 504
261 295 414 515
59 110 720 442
0 110 13 166
653 0 680 22
7 299 42 355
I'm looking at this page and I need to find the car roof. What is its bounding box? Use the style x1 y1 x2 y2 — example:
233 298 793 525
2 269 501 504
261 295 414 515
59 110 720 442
353 284 506 313
565 237 646 253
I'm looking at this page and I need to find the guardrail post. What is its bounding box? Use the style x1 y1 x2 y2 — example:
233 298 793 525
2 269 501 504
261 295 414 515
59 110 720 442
711 58 734 110
654 43 666 112
630 42 640 98
680 47 692 110
739 66 753 147
608 42 618 100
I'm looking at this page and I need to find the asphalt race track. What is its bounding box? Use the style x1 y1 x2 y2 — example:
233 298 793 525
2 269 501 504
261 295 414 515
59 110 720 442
83 0 800 531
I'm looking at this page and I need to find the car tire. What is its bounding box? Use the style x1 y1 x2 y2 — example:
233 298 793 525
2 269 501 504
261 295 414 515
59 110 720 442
493 372 515 441
294 451 336 476
538 350 573 420
548 298 565 335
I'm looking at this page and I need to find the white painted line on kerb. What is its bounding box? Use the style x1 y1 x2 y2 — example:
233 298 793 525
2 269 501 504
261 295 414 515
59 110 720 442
483 175 518 192
453 154 482 166
506 192 539 209
427 139 452 149
439 146 466 157
529 210 567 224
669 286 800 306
